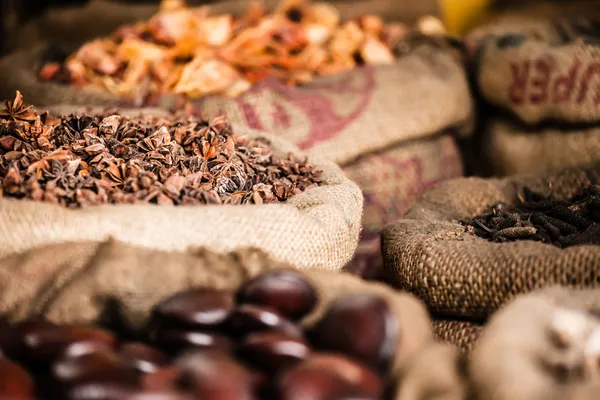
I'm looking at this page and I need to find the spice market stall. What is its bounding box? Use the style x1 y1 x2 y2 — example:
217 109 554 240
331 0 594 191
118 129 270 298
2 1 600 399
0 0 474 275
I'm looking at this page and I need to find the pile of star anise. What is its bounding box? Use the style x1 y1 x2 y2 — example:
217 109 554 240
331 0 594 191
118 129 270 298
0 91 322 208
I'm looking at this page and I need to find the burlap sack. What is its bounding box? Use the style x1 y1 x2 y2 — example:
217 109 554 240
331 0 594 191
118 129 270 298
466 9 600 177
477 33 600 126
471 286 600 400
395 342 469 400
0 238 432 380
481 116 600 176
342 134 464 277
184 41 471 274
0 111 363 272
189 41 472 266
382 162 600 323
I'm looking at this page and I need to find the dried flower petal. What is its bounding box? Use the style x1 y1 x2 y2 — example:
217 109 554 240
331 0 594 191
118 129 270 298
39 1 442 101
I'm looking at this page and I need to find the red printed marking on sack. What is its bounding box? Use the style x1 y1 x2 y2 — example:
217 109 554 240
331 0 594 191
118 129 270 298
193 67 375 149
344 148 458 274
507 59 600 105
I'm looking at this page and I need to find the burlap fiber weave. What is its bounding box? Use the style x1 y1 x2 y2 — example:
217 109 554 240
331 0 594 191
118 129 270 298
382 162 600 321
0 115 363 272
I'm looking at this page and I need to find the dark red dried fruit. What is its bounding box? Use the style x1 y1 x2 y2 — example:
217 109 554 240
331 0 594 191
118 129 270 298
63 381 139 400
310 294 398 371
172 351 254 400
2 320 57 361
151 330 232 355
0 359 35 400
227 305 303 338
129 392 195 400
275 354 383 400
237 270 317 320
51 351 138 386
151 289 234 330
238 332 310 374
61 341 116 361
20 325 117 364
120 343 170 375
143 367 183 393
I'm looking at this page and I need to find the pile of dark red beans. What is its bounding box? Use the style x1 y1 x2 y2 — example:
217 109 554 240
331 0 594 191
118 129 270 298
0 269 399 400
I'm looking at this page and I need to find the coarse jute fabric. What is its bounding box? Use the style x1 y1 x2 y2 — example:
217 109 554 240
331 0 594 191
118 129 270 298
432 319 484 353
381 162 600 322
478 35 600 126
481 116 600 176
183 42 471 277
0 113 363 272
471 286 600 400
0 0 475 242
466 9 600 177
343 134 464 277
395 342 469 400
0 238 432 380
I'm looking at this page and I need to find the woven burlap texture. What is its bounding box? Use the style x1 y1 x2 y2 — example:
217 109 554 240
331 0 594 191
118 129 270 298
478 35 600 125
382 162 600 321
471 286 600 400
432 320 483 353
482 117 600 176
0 117 363 272
0 239 432 381
344 134 463 275
396 342 469 400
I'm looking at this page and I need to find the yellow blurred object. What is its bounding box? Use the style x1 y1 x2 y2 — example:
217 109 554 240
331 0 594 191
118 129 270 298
439 0 493 35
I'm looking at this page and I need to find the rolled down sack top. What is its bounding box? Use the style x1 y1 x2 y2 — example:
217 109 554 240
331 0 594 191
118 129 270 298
0 105 363 272
382 162 600 321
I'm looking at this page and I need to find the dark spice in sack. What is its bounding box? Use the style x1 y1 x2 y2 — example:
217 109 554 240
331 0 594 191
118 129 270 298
382 162 600 326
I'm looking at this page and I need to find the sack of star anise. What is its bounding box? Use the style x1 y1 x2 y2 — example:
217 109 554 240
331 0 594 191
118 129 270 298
381 162 600 352
0 92 363 272
466 4 600 177
471 286 600 400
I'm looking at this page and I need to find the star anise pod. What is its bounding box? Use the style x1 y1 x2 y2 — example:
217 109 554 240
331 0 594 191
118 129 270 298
0 91 38 123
